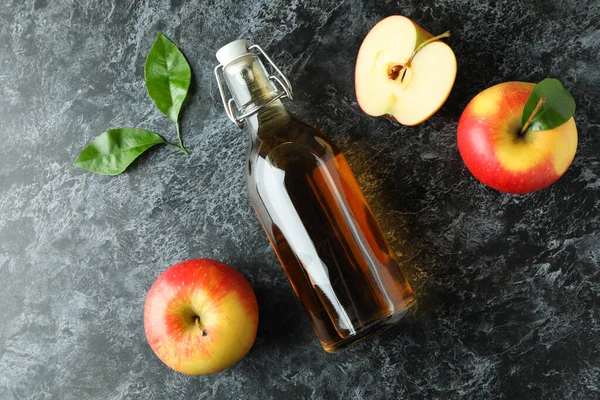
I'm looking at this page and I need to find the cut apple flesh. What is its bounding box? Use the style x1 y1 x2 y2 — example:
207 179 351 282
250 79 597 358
355 16 457 126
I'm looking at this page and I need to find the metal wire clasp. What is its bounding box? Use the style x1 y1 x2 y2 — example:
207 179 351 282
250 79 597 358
214 43 294 128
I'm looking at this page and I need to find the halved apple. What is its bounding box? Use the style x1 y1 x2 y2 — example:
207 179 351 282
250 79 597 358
355 16 457 126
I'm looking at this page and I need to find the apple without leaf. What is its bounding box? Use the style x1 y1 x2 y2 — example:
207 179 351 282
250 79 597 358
355 15 457 126
457 81 577 194
144 258 259 375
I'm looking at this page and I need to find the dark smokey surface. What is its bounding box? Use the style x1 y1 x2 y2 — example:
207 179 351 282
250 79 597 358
1 0 598 398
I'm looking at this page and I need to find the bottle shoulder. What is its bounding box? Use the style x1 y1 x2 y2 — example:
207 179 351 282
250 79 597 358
251 116 339 157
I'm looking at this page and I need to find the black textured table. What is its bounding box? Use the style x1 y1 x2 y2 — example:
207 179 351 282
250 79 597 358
1 1 599 399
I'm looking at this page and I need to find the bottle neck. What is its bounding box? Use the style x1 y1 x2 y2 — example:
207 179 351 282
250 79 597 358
222 53 290 137
244 100 290 138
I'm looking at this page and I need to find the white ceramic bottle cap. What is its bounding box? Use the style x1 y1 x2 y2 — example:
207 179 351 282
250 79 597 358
216 39 250 66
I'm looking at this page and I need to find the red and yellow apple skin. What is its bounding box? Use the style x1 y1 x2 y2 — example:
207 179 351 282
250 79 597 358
144 258 259 375
457 82 578 194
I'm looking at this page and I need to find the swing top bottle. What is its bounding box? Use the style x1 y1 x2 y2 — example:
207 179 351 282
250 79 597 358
215 40 417 352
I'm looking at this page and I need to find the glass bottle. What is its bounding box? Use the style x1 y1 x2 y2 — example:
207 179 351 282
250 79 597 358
215 40 417 352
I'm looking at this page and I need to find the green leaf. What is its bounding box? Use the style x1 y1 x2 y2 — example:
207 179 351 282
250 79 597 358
521 78 576 132
144 32 191 123
73 128 165 175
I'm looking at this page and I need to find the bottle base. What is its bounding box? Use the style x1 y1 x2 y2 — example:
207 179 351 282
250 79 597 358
321 298 418 353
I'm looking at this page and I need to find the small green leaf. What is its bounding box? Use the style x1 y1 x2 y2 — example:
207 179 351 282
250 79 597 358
73 128 165 175
521 78 576 132
144 32 191 123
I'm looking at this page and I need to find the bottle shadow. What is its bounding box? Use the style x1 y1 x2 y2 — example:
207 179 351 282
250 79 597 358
326 115 470 321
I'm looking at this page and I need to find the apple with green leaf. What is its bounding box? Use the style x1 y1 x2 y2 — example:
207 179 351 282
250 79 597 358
457 79 577 194
355 15 457 125
144 258 259 375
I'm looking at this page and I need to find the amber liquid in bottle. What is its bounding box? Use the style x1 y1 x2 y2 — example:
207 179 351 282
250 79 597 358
219 49 416 351
245 105 417 352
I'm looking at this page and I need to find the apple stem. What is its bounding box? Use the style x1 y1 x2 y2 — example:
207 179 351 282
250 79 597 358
193 316 208 336
410 31 451 63
520 97 546 134
194 316 202 329
388 31 451 81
